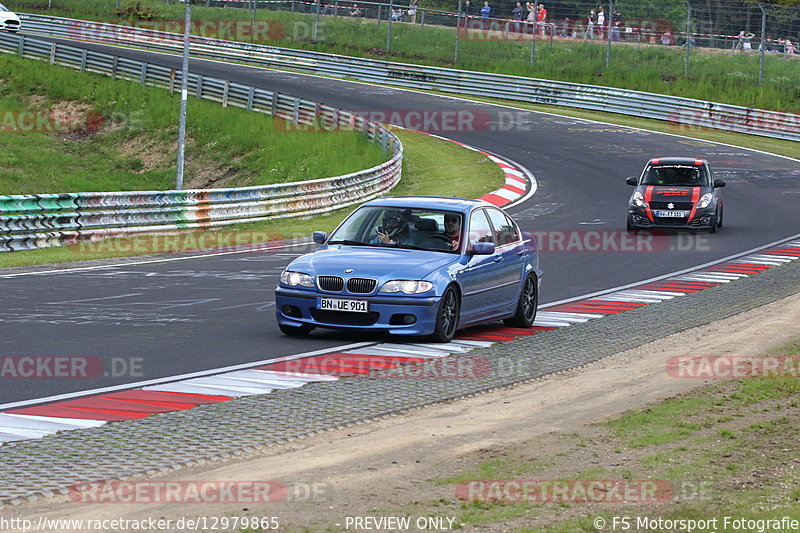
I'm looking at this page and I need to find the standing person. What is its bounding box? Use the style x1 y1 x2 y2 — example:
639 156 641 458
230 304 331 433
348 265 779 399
407 0 417 24
596 5 605 40
480 1 490 29
536 2 547 37
610 7 622 42
512 1 524 33
741 30 754 50
734 30 745 50
526 2 536 34
584 8 596 40
462 0 473 16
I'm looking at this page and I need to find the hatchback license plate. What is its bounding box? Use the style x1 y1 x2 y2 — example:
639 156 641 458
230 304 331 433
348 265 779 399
654 210 689 218
317 297 369 313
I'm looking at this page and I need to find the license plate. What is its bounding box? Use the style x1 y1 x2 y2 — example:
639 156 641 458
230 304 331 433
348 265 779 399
654 210 689 218
317 297 369 313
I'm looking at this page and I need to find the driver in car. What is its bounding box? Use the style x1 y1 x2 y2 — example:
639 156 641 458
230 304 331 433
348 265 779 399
371 210 413 245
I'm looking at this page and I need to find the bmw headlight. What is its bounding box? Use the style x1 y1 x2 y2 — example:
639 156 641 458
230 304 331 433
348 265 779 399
632 191 648 208
379 280 434 294
697 193 714 209
280 270 315 288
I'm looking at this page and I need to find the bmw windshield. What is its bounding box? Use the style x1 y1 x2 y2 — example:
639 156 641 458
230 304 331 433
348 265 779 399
327 206 464 253
0 3 11 12
642 164 710 187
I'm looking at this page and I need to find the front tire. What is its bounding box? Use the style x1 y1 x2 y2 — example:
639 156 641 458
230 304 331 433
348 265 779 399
504 274 538 328
279 323 315 337
429 286 460 343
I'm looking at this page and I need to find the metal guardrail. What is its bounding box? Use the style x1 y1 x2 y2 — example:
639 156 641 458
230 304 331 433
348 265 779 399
0 31 403 253
17 13 799 143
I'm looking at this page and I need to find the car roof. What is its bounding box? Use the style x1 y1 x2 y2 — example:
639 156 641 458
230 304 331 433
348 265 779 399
364 196 494 213
647 157 709 166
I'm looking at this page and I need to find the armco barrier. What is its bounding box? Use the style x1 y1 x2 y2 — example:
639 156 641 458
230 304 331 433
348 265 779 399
0 32 402 252
17 13 800 142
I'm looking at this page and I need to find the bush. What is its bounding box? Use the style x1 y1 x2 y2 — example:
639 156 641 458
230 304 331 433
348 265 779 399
114 1 157 21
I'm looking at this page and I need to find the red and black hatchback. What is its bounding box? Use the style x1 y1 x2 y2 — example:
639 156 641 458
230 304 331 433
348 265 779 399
626 157 726 233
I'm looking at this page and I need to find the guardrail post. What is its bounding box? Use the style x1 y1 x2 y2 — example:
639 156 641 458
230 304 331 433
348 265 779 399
17 35 24 57
196 75 204 98
293 99 300 123
271 92 278 116
49 42 56 65
247 87 255 111
222 81 230 107
291 0 295 12
139 63 147 86
334 1 339 17
169 69 176 93
111 56 118 79
377 5 381 25
79 49 87 72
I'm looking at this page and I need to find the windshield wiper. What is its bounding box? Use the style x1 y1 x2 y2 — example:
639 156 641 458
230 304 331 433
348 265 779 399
328 240 372 246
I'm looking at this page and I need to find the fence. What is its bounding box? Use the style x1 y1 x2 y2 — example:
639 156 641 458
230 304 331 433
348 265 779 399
0 31 403 252
17 13 800 143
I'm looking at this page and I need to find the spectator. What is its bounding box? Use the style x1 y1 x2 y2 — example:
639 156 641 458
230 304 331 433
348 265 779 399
610 8 622 42
596 5 605 40
787 40 796 54
480 1 490 18
390 7 404 21
462 0 473 16
537 3 547 37
523 2 534 34
741 30 755 50
511 1 524 33
661 30 674 46
407 0 417 23
584 8 596 40
683 33 696 47
349 3 362 16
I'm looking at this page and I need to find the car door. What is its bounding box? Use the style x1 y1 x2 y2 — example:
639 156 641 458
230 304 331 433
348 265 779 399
457 209 506 322
484 207 525 307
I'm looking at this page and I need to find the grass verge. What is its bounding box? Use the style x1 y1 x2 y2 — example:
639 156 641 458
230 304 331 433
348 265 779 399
0 51 385 194
12 0 800 111
0 126 505 268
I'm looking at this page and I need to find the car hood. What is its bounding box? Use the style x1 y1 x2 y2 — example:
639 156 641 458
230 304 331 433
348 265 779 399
288 245 459 280
0 11 19 22
633 185 714 201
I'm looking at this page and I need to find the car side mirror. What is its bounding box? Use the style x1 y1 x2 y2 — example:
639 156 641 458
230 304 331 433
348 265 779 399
626 176 638 186
312 231 328 244
471 242 495 255
713 179 726 188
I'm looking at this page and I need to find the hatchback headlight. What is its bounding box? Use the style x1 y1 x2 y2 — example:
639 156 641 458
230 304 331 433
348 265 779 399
280 270 314 288
632 191 648 208
379 280 434 294
697 193 714 209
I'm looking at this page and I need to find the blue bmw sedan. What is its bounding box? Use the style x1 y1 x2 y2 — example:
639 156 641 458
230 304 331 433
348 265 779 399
275 197 541 342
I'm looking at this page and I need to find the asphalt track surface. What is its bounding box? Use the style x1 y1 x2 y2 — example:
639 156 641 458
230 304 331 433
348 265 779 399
2 37 799 405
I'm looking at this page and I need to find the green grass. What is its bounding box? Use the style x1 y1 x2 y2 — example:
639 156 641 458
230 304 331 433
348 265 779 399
13 0 800 111
0 126 505 267
0 52 385 194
